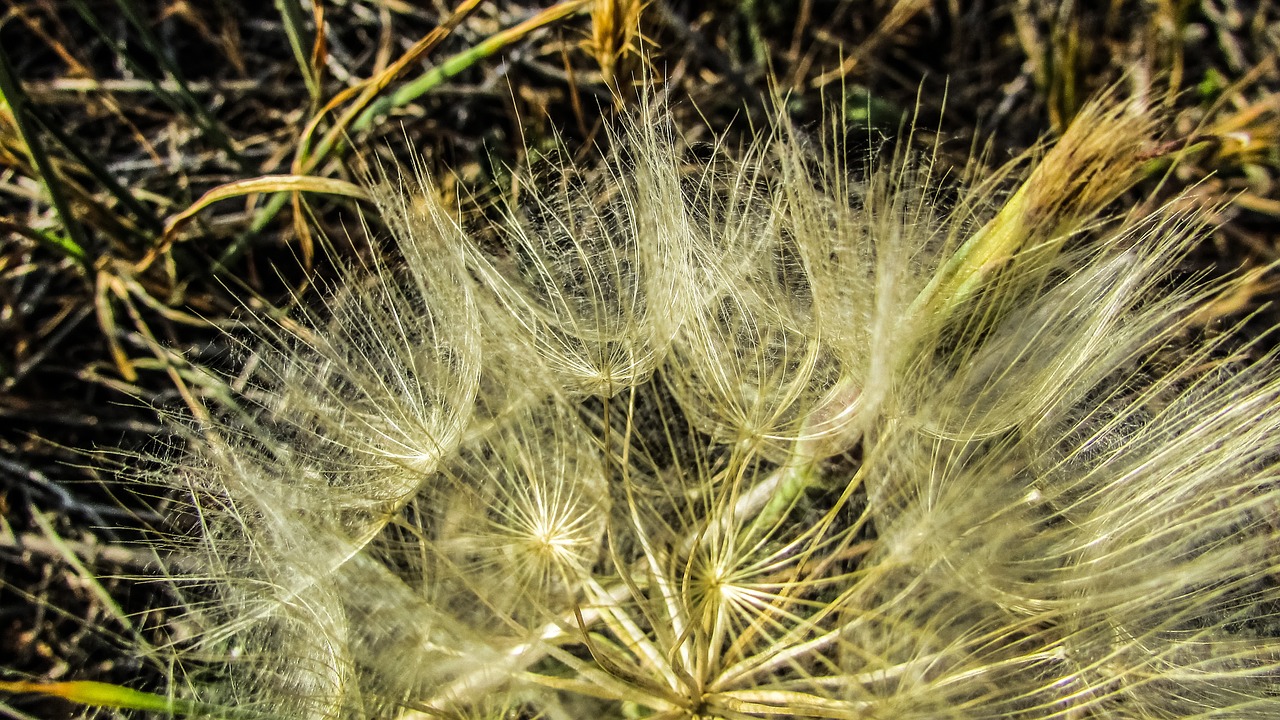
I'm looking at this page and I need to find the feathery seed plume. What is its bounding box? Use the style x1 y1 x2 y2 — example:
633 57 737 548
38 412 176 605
128 92 1280 720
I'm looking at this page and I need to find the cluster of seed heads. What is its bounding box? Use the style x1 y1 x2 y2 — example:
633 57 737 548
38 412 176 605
143 94 1280 719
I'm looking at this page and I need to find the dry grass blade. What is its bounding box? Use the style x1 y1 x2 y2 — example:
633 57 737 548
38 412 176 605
66 0 242 165
350 0 593 133
293 0 486 173
584 0 648 92
146 175 373 273
809 0 931 88
275 0 324 105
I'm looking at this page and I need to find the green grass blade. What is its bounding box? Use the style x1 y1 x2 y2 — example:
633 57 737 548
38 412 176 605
107 0 243 164
275 0 321 103
352 0 590 132
0 220 89 265
0 680 270 719
0 43 92 267
67 0 244 167
27 104 164 237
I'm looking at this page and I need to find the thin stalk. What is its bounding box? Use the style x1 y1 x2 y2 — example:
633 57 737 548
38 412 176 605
80 0 244 165
351 0 592 133
0 43 91 266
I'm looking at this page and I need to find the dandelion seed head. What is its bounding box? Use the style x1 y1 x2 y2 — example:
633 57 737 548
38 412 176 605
132 89 1280 720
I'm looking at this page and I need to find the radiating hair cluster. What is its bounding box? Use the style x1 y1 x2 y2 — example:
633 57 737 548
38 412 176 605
144 94 1280 719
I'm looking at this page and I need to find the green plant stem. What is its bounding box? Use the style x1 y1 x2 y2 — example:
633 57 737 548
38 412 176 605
0 680 270 719
0 43 91 266
350 0 591 133
216 0 590 272
89 0 244 166
276 0 321 103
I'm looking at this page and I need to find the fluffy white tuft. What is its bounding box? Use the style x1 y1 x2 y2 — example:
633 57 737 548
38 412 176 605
137 94 1280 720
